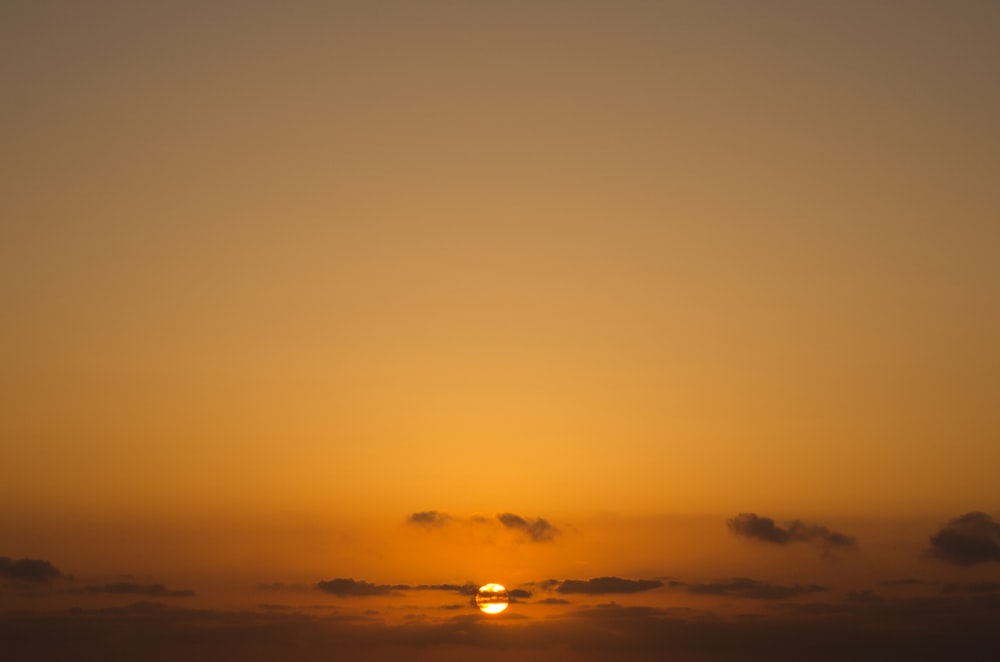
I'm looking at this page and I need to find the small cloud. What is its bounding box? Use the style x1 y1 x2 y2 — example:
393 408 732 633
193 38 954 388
537 597 570 605
0 557 62 583
316 579 407 597
79 583 194 597
406 511 452 527
675 578 827 600
496 513 559 542
727 513 857 554
556 577 663 595
925 512 1000 566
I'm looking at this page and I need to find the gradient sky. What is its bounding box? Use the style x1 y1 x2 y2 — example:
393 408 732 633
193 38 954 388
2 1 999 660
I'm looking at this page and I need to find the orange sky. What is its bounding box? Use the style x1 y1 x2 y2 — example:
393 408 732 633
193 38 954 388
2 2 999 659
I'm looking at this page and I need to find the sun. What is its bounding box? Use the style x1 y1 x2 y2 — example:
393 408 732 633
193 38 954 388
475 583 509 614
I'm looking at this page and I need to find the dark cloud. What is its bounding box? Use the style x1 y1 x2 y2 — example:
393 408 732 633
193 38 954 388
536 597 570 605
727 513 857 553
406 511 451 526
0 557 61 583
509 588 532 599
556 577 662 595
78 583 195 597
675 578 828 600
925 512 1000 566
316 579 407 597
496 513 559 542
412 583 478 596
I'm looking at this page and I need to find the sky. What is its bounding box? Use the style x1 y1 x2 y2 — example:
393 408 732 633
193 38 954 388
2 1 999 659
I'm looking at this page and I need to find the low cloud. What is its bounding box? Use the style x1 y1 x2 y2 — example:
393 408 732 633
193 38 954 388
316 579 407 597
79 583 194 597
674 578 828 600
925 512 1000 566
727 513 857 554
556 577 663 595
496 513 559 542
0 557 61 583
412 583 478 596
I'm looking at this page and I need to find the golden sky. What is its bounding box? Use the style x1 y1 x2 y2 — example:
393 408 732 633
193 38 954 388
2 2 999 659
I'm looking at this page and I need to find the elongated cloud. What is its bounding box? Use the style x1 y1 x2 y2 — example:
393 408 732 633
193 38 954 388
556 577 662 595
79 583 195 597
0 557 61 583
405 510 561 542
316 579 407 597
673 578 827 600
727 513 857 553
925 512 1000 566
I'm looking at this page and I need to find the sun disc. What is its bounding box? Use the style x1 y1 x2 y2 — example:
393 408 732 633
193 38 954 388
475 583 509 615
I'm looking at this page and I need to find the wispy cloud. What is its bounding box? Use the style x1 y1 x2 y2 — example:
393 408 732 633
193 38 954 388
496 513 559 542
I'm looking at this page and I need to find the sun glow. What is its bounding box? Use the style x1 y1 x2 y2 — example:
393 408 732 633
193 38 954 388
475 583 509 615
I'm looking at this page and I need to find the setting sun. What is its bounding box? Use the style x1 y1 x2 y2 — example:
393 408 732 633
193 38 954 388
475 583 509 615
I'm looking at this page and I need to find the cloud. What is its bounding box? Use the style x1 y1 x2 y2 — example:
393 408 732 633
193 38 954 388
0 557 61 583
556 577 663 595
406 511 451 526
925 512 1000 566
405 510 561 543
412 583 478 596
674 578 828 600
78 583 195 597
496 513 559 542
316 579 408 597
727 513 857 553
